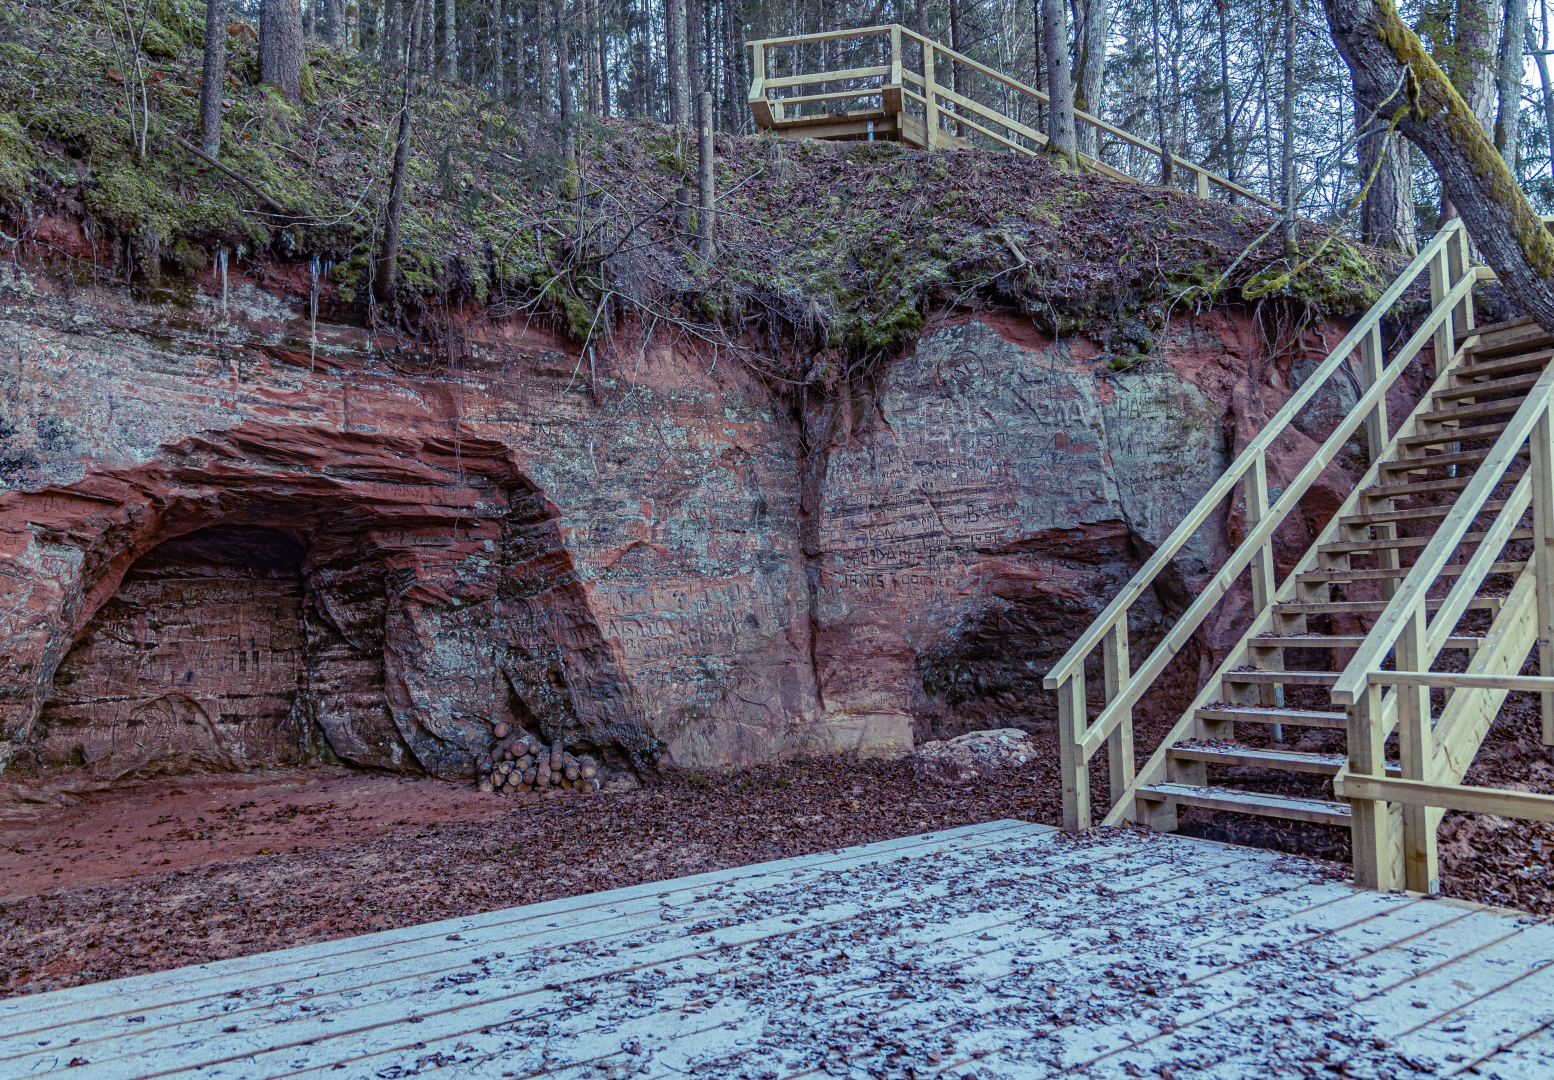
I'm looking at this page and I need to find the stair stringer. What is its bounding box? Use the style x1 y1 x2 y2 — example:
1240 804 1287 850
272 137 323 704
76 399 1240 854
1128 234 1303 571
1102 336 1475 829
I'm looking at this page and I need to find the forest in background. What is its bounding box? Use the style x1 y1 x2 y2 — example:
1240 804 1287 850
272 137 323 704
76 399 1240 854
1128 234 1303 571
242 0 1554 252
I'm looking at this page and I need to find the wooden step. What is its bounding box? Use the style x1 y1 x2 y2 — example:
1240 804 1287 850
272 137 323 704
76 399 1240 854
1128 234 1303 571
1460 319 1553 360
1452 348 1554 381
1318 528 1532 555
1415 397 1533 426
1295 559 1524 585
1364 469 1525 501
1379 447 1526 474
1224 669 1338 687
1458 315 1538 343
1168 742 1349 775
1273 596 1504 615
1340 500 1511 528
1436 370 1543 402
1136 783 1353 827
1252 634 1483 650
1397 421 1510 450
1196 704 1348 729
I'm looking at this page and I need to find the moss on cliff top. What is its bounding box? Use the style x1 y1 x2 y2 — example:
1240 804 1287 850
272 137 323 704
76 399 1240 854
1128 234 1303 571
0 0 1402 361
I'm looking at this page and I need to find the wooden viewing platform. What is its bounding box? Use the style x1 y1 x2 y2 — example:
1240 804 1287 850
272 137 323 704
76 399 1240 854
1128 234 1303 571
746 23 1281 211
4 821 1551 1077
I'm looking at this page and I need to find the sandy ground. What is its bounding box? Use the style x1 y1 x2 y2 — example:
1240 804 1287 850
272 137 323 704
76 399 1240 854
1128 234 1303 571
0 756 1065 997
0 767 509 898
3 713 1550 1001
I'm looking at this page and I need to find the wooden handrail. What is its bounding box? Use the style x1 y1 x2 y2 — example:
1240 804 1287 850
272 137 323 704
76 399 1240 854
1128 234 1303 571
1331 367 1554 706
1043 220 1463 693
746 23 896 47
762 65 892 90
1333 772 1554 822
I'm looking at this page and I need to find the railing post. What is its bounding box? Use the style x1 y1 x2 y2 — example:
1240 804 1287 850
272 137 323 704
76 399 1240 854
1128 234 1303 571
1243 450 1282 726
1347 683 1398 890
1243 450 1276 615
1429 229 1460 469
1194 166 1210 200
1428 231 1455 367
1055 669 1090 832
1397 606 1439 894
922 42 939 150
1446 221 1476 336
883 24 903 119
1359 322 1400 601
1534 404 1554 750
1103 620 1135 823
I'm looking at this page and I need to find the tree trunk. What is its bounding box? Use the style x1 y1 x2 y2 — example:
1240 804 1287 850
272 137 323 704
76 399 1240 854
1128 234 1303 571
948 0 966 137
1217 0 1233 183
557 0 576 176
538 0 553 114
376 0 421 303
1073 0 1109 157
1355 93 1417 253
490 0 505 97
260 0 305 103
1496 0 1527 164
1281 0 1296 255
1041 0 1077 163
593 0 606 117
686 0 699 101
698 90 714 261
1538 0 1554 184
382 0 401 80
200 0 228 157
359 0 379 59
667 0 688 125
1322 0 1554 336
1455 0 1501 133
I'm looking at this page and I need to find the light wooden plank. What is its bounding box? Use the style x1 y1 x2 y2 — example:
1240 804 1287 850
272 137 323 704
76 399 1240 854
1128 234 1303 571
1335 772 1554 821
761 64 892 89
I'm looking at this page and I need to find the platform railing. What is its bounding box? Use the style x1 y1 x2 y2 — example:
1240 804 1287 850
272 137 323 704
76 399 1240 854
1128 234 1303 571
744 23 1282 211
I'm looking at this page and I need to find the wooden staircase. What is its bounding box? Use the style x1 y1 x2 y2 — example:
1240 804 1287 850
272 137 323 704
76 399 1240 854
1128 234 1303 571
1044 219 1554 893
1141 315 1547 834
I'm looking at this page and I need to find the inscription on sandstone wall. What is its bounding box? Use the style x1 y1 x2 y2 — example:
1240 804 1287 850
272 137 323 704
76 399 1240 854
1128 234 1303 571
814 318 1229 732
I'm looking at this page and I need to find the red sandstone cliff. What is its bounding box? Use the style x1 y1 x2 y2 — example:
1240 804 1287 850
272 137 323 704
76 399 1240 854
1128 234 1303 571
0 261 1430 783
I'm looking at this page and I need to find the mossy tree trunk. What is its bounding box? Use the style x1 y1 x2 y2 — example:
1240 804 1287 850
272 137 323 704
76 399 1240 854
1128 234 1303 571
1322 0 1554 333
260 0 304 104
200 0 228 158
1040 0 1076 165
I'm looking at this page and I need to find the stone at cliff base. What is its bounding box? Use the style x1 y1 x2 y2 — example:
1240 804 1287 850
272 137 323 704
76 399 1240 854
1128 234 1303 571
913 729 1037 786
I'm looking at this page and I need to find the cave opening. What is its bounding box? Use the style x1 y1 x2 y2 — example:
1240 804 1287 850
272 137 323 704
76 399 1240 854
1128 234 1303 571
39 524 314 778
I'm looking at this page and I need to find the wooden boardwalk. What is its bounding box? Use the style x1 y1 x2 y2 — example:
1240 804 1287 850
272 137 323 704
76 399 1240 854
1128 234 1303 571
2 820 1551 1078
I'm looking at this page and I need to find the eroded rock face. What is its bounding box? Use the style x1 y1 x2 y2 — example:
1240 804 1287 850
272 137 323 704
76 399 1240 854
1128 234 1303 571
0 266 1400 781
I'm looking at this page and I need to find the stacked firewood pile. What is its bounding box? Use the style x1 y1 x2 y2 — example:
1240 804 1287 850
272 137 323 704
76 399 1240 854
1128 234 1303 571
476 723 602 795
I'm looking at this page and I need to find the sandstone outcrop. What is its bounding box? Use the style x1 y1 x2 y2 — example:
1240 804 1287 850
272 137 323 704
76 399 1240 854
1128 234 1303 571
0 262 1422 783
